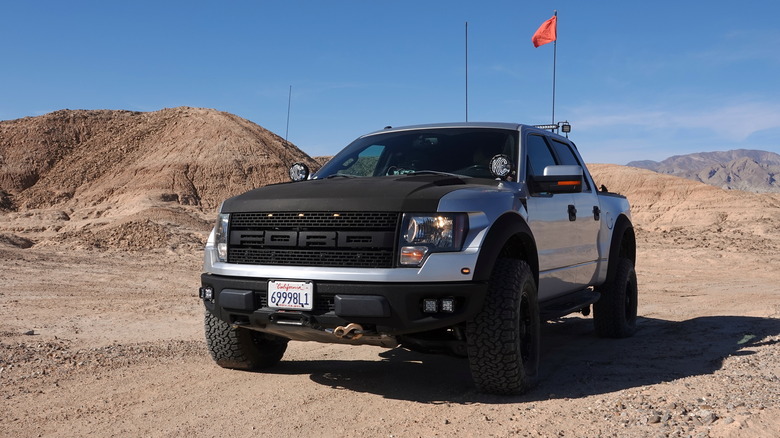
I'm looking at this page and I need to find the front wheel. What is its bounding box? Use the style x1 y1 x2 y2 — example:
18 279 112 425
204 311 288 370
593 258 638 338
466 258 540 395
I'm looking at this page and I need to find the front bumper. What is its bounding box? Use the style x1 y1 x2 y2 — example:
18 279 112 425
200 273 488 340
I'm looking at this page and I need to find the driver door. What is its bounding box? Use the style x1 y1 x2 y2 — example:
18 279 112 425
523 133 598 300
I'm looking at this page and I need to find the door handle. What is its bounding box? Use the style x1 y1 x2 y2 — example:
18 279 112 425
567 205 577 221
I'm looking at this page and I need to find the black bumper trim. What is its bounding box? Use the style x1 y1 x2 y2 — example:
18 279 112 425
200 273 488 336
334 295 391 317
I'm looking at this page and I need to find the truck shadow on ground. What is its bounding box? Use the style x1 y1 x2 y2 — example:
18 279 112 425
268 315 780 404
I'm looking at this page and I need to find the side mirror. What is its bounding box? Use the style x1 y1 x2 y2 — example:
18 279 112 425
531 165 583 194
289 162 310 182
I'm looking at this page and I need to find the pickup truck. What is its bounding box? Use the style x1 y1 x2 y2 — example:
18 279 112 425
199 122 637 394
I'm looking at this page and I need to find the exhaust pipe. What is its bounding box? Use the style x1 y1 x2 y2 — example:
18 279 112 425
332 323 364 340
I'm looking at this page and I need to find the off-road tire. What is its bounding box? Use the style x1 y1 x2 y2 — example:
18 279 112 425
593 258 638 338
204 311 288 370
466 258 540 395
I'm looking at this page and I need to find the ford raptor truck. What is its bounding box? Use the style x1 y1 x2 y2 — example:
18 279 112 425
199 122 637 394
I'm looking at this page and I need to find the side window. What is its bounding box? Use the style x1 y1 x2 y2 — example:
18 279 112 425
526 135 556 177
550 139 580 166
550 139 591 191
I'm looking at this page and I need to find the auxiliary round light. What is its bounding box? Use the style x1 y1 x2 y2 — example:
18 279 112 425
289 162 310 182
489 154 512 179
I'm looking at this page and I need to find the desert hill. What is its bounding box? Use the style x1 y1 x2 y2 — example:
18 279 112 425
627 149 780 193
2 108 780 254
0 107 318 211
589 163 780 252
0 107 318 250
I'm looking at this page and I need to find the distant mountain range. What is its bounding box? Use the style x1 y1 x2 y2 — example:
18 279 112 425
627 149 780 193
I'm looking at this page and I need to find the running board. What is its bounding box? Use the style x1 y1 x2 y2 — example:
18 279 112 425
539 289 600 321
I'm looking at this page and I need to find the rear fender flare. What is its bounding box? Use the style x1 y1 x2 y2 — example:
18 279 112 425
605 215 636 283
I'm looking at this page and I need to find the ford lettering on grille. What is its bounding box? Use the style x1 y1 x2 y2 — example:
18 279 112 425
227 212 399 268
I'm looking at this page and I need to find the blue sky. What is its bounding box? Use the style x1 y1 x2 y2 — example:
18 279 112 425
3 1 780 164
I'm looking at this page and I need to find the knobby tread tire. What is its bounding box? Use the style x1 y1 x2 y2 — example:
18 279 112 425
466 258 540 395
594 258 638 338
204 311 288 370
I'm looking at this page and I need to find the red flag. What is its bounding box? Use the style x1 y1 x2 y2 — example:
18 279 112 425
532 15 557 48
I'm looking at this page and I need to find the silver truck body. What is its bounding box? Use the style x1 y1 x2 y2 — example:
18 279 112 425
203 123 630 297
200 122 637 394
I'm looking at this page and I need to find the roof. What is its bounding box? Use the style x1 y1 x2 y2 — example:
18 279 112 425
359 122 567 140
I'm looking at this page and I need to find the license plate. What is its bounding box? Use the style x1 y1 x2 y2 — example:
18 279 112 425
268 280 314 310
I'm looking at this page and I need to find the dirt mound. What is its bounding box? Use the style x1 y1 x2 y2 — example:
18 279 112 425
0 107 319 249
0 107 318 211
47 219 203 251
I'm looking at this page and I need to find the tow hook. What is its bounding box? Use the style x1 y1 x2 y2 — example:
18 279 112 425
331 323 364 340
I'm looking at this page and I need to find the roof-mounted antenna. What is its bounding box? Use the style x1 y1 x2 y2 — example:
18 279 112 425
285 85 292 144
465 21 469 122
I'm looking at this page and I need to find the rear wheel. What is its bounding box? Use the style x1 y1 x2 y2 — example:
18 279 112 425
466 258 540 395
204 311 288 370
594 258 638 338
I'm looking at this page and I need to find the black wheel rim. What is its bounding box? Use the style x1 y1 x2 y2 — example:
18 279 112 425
624 275 638 323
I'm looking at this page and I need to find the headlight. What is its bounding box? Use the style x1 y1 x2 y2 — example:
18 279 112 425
399 213 467 266
215 213 230 262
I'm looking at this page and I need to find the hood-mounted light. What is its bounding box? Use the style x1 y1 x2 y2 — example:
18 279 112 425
489 154 514 181
289 162 310 182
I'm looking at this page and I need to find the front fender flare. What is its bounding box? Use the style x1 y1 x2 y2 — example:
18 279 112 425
473 213 538 285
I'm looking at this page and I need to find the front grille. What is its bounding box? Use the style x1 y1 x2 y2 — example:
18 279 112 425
228 212 400 268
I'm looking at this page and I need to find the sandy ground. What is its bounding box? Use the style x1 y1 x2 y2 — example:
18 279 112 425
2 229 779 438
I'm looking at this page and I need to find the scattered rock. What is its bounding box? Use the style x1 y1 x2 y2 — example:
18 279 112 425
0 234 34 249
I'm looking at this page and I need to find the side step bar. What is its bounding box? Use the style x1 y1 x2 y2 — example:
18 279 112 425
539 289 600 321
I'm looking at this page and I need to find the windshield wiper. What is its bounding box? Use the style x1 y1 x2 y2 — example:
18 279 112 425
405 170 459 177
323 174 359 179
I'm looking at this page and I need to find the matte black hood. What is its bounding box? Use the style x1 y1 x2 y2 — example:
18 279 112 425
221 174 498 213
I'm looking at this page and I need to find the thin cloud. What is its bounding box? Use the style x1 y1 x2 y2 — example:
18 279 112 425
695 30 780 66
572 100 780 142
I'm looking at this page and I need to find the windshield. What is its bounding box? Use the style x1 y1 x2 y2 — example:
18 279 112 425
313 128 518 179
